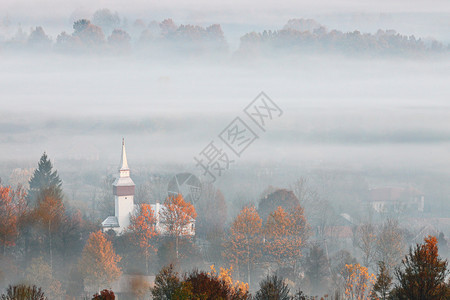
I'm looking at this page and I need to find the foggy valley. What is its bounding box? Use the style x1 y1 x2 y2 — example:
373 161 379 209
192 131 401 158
0 1 450 299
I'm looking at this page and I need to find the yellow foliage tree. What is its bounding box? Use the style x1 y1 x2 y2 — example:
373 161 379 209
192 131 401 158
128 203 158 274
35 187 65 271
209 265 249 298
160 194 197 259
224 206 262 286
79 230 122 290
264 206 305 268
26 257 65 300
343 263 376 300
0 186 19 254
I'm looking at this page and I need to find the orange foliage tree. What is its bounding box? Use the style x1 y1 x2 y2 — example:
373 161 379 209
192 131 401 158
343 263 376 300
0 186 19 254
160 194 197 259
79 230 122 290
209 265 249 298
392 235 449 299
34 187 65 271
264 206 308 269
224 206 262 286
128 203 158 274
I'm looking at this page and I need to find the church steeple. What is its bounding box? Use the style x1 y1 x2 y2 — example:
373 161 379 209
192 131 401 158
120 138 129 171
102 139 135 234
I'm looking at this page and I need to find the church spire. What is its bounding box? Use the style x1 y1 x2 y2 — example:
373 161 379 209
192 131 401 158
120 138 129 171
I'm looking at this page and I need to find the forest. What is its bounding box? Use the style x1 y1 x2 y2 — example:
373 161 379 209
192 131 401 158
0 152 449 299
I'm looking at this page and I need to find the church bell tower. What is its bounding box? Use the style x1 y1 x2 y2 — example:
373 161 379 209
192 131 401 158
113 138 135 232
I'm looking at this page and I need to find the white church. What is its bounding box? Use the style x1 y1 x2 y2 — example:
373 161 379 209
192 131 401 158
101 139 195 236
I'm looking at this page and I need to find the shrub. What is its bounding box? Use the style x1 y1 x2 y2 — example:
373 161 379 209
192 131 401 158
92 289 115 300
1 284 47 300
254 275 290 300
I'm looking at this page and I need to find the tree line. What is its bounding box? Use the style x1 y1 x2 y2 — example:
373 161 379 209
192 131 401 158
0 10 448 58
1 236 449 299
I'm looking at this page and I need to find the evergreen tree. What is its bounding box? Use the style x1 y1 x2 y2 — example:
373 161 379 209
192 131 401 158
151 264 183 300
304 244 329 295
27 153 62 206
391 235 449 299
371 261 392 300
254 275 290 300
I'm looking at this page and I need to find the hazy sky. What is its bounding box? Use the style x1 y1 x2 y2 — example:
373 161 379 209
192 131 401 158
3 0 450 16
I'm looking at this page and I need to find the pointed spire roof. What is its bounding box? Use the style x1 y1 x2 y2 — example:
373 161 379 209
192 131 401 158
120 138 129 170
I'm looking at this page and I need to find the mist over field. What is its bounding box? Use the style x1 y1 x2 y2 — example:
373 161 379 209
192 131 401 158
1 55 450 170
1 1 450 299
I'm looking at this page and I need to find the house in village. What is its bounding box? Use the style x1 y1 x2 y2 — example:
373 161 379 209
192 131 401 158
102 139 195 236
368 186 425 214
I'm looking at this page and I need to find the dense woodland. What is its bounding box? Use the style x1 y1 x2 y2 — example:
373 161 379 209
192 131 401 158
0 151 449 299
0 9 448 58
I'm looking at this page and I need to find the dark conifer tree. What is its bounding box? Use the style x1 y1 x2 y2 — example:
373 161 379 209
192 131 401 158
27 152 62 206
371 261 392 300
304 244 329 295
254 275 290 300
391 236 449 299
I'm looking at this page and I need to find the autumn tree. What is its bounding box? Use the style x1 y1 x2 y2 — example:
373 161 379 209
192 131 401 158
376 219 405 272
289 204 311 243
25 257 65 300
92 289 115 300
258 189 300 221
184 270 236 299
8 168 33 190
224 206 262 286
160 19 177 36
128 203 158 274
330 250 358 295
27 153 62 206
79 231 122 290
130 275 151 300
264 206 303 269
209 265 249 298
391 235 449 299
160 194 197 259
1 284 47 300
35 187 65 271
343 263 376 300
355 223 377 269
108 29 131 52
370 261 392 300
72 19 105 48
0 187 18 255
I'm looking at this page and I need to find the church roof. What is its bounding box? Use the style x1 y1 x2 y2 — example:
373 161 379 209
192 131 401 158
102 216 119 228
120 138 129 170
113 176 135 187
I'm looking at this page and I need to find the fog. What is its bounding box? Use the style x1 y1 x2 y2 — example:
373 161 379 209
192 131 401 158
1 3 450 298
1 54 449 170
